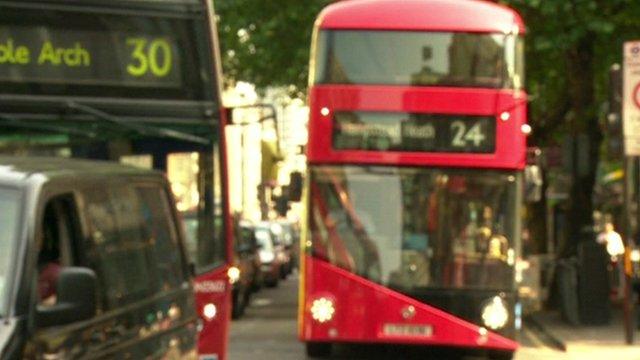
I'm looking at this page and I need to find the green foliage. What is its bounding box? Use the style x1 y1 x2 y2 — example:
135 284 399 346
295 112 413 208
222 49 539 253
501 0 640 144
502 0 640 255
215 0 640 253
215 0 333 96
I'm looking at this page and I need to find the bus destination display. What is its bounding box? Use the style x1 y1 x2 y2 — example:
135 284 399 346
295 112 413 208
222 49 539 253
333 112 496 153
0 26 182 87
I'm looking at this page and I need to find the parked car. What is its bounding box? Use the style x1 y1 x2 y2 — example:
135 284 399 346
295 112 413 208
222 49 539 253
238 222 264 291
228 221 262 319
253 222 284 287
276 220 300 272
0 157 197 358
269 222 293 278
183 214 260 320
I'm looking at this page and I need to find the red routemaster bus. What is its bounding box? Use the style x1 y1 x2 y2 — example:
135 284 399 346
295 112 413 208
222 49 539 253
300 0 527 358
0 0 232 359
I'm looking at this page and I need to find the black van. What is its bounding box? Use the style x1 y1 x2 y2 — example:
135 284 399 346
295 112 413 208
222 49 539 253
0 157 197 359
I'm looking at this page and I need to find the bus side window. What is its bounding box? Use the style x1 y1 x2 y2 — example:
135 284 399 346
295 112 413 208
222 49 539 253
37 194 82 307
135 185 186 288
168 150 225 273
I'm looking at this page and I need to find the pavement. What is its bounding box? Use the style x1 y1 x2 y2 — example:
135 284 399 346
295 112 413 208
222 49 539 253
229 272 640 359
520 308 640 360
229 272 304 360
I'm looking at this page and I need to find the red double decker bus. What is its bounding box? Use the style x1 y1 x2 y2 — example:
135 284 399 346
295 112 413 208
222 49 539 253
300 0 527 358
0 0 232 358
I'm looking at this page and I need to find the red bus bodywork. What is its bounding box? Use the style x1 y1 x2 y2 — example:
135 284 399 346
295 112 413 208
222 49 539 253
300 0 527 355
307 86 527 170
319 0 524 33
194 1 232 359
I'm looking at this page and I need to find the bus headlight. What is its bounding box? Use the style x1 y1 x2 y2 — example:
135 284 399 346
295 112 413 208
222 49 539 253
481 296 509 330
310 297 335 323
203 303 218 321
228 266 241 284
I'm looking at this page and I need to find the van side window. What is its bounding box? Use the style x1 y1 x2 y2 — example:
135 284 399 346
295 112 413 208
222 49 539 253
135 185 186 289
37 194 81 306
0 189 20 316
83 187 155 309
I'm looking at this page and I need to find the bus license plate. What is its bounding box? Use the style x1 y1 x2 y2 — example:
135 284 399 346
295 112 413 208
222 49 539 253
383 324 433 337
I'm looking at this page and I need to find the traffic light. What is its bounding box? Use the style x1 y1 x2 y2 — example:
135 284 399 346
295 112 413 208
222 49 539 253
289 171 303 202
274 194 291 217
261 138 284 183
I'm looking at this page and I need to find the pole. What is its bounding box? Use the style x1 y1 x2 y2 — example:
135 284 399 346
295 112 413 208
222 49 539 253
630 156 640 343
240 125 246 217
623 156 635 344
633 156 640 338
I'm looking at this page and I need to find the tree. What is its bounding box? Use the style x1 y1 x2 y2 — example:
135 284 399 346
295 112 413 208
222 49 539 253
501 0 640 256
215 0 333 97
216 0 640 256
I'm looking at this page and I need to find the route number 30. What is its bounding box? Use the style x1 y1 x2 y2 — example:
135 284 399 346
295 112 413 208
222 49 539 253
451 121 486 148
126 38 172 78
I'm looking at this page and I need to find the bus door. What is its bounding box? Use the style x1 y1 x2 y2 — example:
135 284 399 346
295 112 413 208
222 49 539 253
165 144 231 360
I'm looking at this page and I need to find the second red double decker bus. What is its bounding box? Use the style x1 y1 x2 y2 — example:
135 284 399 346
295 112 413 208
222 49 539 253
299 0 527 358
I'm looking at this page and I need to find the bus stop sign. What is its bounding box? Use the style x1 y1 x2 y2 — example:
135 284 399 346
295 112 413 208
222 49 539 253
623 41 640 156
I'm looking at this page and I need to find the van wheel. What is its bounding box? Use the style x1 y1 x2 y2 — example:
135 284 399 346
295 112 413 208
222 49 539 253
265 278 279 288
243 288 252 309
306 342 331 358
231 291 245 319
251 277 262 292
489 351 514 360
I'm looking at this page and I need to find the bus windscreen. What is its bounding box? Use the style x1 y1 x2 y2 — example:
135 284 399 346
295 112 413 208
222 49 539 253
309 166 518 292
314 30 523 89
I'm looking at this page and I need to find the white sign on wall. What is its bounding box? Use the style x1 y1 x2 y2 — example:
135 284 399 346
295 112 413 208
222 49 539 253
623 41 640 156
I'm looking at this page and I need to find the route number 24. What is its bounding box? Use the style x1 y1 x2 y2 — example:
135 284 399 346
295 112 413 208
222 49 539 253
126 38 172 78
451 121 486 148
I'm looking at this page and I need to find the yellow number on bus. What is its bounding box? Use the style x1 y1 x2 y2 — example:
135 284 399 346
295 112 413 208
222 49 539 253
126 37 172 78
126 38 148 77
148 39 172 77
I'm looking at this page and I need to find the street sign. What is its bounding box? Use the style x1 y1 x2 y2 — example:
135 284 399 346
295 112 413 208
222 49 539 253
623 41 640 156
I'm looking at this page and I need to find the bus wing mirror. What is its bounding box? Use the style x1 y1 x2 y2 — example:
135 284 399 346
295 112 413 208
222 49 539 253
525 164 543 203
525 147 543 203
526 146 542 166
223 107 233 125
224 104 278 127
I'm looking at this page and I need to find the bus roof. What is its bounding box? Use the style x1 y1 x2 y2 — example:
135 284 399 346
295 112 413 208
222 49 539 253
0 156 159 181
317 0 525 34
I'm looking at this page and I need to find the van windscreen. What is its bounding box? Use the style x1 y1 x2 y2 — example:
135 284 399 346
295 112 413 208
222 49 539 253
0 188 21 317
